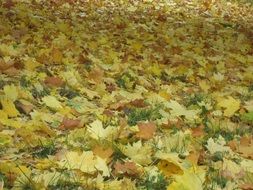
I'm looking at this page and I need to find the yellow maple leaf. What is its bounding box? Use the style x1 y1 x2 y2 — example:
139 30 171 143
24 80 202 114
165 100 200 121
87 120 116 140
23 57 41 71
167 167 205 190
217 96 240 117
59 151 110 176
156 152 184 177
0 98 19 117
199 80 210 93
41 96 63 109
59 151 97 174
3 84 18 101
120 141 152 165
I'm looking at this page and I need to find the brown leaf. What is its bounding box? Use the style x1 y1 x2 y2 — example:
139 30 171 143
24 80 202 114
228 140 238 151
88 67 104 84
92 146 113 163
59 117 81 130
186 150 200 165
129 99 147 108
15 102 34 115
191 125 205 138
0 59 14 71
3 0 15 9
240 136 252 146
114 161 139 176
44 76 64 87
136 122 156 140
240 183 253 190
3 67 19 76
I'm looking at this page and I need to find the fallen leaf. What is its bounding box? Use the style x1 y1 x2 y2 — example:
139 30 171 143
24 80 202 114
156 152 184 177
240 183 253 190
41 96 63 109
166 100 200 121
136 122 156 140
120 141 152 165
44 76 64 87
167 167 205 190
92 146 114 162
59 117 81 130
191 125 205 138
3 84 18 101
114 161 139 176
0 98 19 117
51 48 63 63
217 96 240 117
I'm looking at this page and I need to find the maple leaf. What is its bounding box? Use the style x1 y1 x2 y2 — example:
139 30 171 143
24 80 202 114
165 100 200 121
156 152 184 177
41 96 63 109
0 98 19 117
136 122 156 140
59 117 81 130
120 141 152 165
87 119 116 140
44 76 64 87
167 167 205 190
217 96 240 117
114 161 139 176
92 146 114 162
3 84 18 101
51 48 63 64
206 136 232 155
58 151 97 174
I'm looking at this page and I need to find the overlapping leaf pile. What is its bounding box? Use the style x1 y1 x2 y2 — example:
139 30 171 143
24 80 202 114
0 0 253 189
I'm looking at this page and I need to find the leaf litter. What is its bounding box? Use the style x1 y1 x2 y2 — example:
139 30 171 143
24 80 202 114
0 0 253 189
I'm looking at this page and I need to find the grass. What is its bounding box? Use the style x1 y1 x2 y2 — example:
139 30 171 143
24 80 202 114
126 106 162 126
32 141 57 158
139 173 169 190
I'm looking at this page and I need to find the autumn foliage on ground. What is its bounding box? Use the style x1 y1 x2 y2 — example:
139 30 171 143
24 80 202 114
0 0 253 189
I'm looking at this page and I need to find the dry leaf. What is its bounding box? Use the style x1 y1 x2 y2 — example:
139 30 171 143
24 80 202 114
114 161 139 176
59 117 81 130
92 146 114 163
136 122 156 140
217 96 240 117
44 76 64 87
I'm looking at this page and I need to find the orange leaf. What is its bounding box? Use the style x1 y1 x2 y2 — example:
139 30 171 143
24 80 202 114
92 146 113 163
240 183 253 190
88 67 104 84
186 150 200 165
44 76 64 87
240 136 252 146
191 125 205 138
114 161 139 176
59 117 81 130
136 122 156 140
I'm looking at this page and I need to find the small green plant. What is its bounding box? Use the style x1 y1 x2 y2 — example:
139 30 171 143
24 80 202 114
48 180 83 190
187 93 205 106
116 72 136 90
59 86 79 99
127 106 162 126
205 167 228 190
140 174 168 190
20 75 31 88
31 85 49 98
241 111 253 124
32 141 57 158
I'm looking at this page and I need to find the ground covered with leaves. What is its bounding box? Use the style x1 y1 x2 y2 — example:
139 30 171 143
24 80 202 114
0 0 253 189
